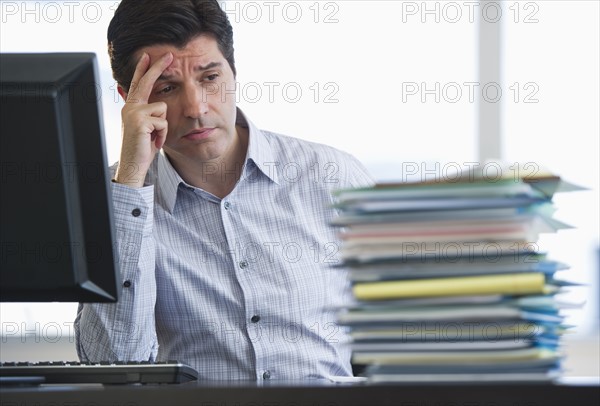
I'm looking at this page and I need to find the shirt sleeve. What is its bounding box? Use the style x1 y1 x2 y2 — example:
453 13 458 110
74 182 158 362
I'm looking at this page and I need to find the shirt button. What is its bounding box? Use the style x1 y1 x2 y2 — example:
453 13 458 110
223 201 231 210
239 260 248 269
123 280 132 288
131 208 141 217
250 315 260 323
262 370 271 380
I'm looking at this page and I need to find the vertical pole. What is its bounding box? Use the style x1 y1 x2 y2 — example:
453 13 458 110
478 0 503 162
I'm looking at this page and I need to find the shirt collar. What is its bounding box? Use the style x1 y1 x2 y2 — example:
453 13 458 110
236 108 280 186
154 108 279 213
154 149 185 213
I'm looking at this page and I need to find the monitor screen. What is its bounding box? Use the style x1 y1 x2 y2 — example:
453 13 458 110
0 53 120 302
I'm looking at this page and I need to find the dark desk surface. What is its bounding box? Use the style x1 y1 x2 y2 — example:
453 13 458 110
1 378 599 406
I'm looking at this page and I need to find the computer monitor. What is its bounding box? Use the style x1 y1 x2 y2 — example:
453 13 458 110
0 53 120 302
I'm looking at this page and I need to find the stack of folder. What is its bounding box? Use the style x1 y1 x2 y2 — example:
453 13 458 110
333 165 581 382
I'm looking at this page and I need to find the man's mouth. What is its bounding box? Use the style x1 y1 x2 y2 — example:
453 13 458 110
183 128 215 140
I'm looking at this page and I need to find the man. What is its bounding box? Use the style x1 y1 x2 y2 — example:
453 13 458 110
75 0 373 380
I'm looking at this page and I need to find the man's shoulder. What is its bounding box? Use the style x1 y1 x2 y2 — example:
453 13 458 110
257 129 374 189
260 129 356 163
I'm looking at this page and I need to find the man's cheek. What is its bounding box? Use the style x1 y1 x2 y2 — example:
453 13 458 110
202 82 221 103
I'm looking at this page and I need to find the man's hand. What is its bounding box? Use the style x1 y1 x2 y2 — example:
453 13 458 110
114 52 174 188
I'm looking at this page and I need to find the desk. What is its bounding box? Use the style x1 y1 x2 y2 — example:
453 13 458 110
2 379 599 406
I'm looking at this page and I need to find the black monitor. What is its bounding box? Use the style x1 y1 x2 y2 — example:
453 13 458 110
0 53 119 302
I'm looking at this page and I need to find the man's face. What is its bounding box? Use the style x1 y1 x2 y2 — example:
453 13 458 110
136 35 238 166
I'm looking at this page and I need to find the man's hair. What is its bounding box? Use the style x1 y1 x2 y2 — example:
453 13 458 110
108 0 236 91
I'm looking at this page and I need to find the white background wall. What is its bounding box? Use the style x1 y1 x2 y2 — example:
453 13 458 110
1 1 598 375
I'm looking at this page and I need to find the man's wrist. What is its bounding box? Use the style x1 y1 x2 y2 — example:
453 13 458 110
114 164 146 188
112 174 145 188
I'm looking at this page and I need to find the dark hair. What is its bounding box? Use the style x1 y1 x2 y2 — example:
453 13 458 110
108 0 236 91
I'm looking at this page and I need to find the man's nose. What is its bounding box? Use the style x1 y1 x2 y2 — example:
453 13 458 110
182 85 209 119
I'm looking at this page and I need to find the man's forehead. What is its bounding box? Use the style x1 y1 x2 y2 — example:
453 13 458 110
145 49 209 68
164 54 211 70
160 59 223 80
139 35 222 65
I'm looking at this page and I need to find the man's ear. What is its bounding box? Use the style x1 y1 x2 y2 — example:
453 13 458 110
117 85 128 102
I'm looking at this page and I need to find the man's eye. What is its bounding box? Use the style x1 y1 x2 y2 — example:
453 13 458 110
204 74 219 82
157 85 174 94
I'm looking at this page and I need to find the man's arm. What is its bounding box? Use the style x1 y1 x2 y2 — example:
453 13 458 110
74 52 174 361
74 182 157 361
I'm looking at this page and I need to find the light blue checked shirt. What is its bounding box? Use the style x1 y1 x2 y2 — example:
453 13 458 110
75 109 373 380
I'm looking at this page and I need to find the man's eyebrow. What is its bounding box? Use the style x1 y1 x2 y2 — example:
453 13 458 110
157 62 223 81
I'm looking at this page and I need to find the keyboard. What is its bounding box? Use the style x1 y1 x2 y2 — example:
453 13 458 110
0 360 198 384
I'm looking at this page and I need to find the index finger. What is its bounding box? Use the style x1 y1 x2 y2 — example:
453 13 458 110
127 52 174 104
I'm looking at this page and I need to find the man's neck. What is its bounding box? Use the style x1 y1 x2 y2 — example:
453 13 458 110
167 125 249 199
